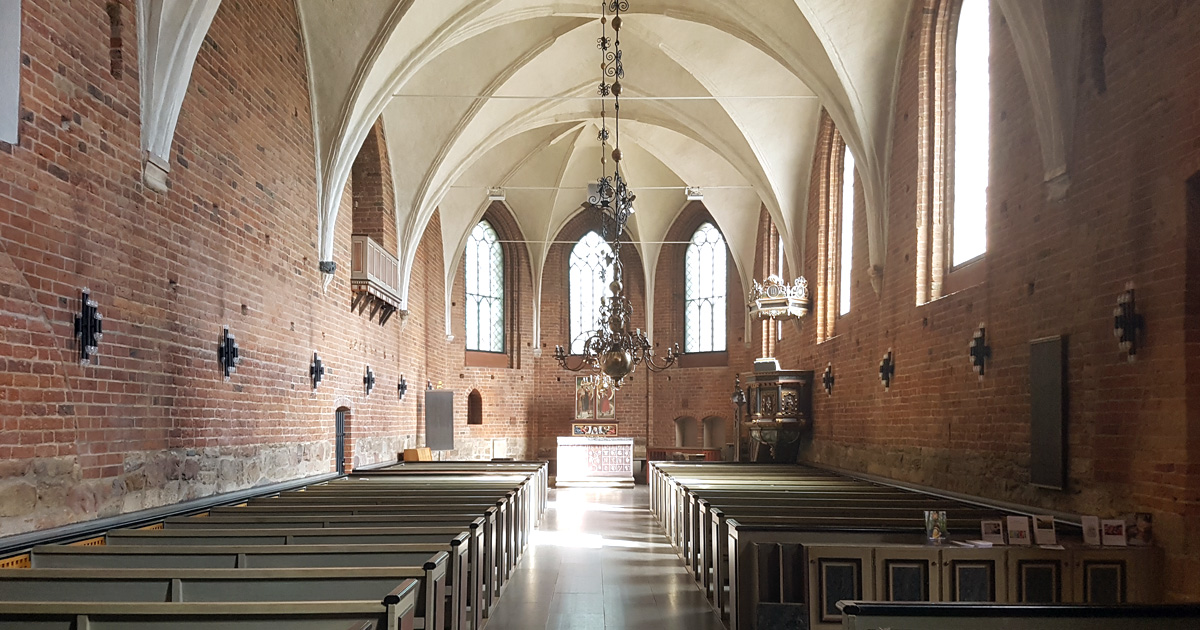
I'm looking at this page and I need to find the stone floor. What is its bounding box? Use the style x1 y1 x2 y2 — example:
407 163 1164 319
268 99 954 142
484 485 726 629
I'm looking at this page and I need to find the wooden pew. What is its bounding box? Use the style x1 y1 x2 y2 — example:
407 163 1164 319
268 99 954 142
649 463 1162 630
838 601 1200 630
28 546 449 630
209 502 515 597
104 526 481 630
0 593 419 630
0 567 420 605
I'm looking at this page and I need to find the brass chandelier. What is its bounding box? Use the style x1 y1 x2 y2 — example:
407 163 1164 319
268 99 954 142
553 0 680 390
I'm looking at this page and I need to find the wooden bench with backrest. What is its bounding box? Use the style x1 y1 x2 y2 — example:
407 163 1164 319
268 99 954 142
837 601 1200 630
0 591 419 630
27 545 450 630
649 462 1163 630
103 525 482 630
211 500 516 595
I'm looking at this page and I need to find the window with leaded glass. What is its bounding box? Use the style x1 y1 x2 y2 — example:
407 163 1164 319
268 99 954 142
569 231 613 354
685 222 727 353
465 220 504 352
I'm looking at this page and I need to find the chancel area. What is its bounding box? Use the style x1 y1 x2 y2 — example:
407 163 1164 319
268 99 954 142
0 0 1199 627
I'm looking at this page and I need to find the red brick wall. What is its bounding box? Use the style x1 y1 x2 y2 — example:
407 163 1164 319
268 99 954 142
0 0 428 536
350 120 398 253
649 201 751 452
530 211 651 458
773 0 1200 599
439 203 537 459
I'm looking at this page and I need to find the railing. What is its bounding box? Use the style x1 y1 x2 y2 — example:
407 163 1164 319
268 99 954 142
647 447 723 462
350 235 401 306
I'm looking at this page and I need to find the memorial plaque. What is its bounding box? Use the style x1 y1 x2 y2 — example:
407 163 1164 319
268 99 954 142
556 436 633 485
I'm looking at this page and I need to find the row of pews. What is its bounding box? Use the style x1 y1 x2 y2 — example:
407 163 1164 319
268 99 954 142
0 460 547 630
650 462 1174 630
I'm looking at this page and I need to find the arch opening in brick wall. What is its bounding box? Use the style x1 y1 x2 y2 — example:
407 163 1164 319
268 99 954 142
674 416 699 448
702 416 727 451
350 118 397 253
467 389 483 426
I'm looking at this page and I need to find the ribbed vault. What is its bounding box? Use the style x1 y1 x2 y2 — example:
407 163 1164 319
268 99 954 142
294 0 915 340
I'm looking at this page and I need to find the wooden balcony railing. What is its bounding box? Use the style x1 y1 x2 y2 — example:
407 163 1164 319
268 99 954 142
350 235 402 325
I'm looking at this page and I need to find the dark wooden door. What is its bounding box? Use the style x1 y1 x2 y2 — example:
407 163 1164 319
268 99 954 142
335 409 346 474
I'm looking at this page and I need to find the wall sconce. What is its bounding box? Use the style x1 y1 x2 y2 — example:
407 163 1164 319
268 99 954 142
398 375 408 400
218 326 240 379
364 366 376 396
879 349 894 390
74 289 103 365
969 324 991 377
310 353 324 389
1113 283 1143 362
822 363 834 396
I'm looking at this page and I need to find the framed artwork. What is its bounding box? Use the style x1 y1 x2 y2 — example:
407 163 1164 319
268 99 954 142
572 423 618 436
575 377 594 419
575 376 616 419
597 386 616 418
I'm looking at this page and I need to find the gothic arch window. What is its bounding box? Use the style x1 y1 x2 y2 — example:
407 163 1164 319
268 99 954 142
685 223 727 353
815 114 855 342
917 0 991 303
465 220 504 352
952 0 990 267
569 231 613 354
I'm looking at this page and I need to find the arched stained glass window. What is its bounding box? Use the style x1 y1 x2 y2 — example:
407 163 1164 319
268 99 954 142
953 0 990 266
465 220 504 352
569 231 613 354
685 222 727 353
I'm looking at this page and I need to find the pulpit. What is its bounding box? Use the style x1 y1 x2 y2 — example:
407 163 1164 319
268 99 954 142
556 436 634 487
735 365 814 463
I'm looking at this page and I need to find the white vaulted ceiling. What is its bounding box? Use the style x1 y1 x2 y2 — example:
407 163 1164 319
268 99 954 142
295 0 914 346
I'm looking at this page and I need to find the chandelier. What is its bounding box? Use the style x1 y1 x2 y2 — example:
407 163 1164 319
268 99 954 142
747 274 810 321
553 0 680 389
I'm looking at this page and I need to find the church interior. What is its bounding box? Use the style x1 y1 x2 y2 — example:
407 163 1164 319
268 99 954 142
0 0 1199 626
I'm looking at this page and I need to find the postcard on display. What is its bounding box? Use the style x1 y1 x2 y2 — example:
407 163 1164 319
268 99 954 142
1032 515 1057 546
980 519 1006 545
1006 516 1032 546
1101 519 1127 547
1081 515 1101 546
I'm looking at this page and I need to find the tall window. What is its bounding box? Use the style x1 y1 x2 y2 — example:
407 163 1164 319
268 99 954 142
839 149 855 315
465 220 504 352
953 0 990 266
569 231 613 354
685 223 727 353
916 0 991 303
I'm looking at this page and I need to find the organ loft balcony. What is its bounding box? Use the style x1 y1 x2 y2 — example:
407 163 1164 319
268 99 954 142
350 234 404 326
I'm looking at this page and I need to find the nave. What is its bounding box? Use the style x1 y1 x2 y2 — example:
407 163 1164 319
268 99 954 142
485 486 723 630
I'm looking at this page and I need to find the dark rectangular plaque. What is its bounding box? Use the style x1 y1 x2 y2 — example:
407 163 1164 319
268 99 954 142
1084 561 1125 604
1019 560 1060 603
1030 336 1067 489
819 559 861 623
425 390 454 451
886 560 929 602
951 560 995 602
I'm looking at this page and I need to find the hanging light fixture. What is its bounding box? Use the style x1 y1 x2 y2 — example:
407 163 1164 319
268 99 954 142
554 0 680 388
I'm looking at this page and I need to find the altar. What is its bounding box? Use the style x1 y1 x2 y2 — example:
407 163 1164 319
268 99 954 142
556 436 634 487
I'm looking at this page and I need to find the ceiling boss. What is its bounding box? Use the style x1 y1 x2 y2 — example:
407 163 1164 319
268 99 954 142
554 0 681 392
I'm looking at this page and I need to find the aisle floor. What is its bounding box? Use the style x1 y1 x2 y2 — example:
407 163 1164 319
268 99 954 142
484 485 725 629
